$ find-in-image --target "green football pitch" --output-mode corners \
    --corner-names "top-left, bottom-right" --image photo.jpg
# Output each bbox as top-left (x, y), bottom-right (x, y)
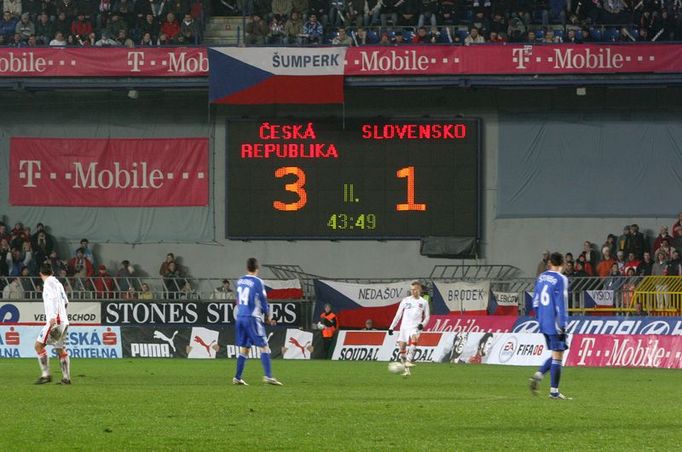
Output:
top-left (1, 359), bottom-right (681, 451)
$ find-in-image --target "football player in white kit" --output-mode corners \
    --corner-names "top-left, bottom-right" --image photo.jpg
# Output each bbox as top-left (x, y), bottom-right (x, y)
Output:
top-left (34, 262), bottom-right (71, 385)
top-left (388, 281), bottom-right (430, 376)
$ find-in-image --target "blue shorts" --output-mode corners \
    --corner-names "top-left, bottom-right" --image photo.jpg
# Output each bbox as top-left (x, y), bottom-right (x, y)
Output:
top-left (543, 333), bottom-right (568, 352)
top-left (236, 316), bottom-right (268, 348)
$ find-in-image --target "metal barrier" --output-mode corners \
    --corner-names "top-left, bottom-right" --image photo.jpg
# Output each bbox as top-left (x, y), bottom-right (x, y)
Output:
top-left (632, 276), bottom-right (682, 316)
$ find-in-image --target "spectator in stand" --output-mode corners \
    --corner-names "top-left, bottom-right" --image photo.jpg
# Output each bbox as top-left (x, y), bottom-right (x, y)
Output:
top-left (211, 279), bottom-right (235, 300)
top-left (506, 12), bottom-right (525, 41)
top-left (140, 31), bottom-right (154, 44)
top-left (581, 241), bottom-right (598, 272)
top-left (615, 250), bottom-right (626, 273)
top-left (621, 267), bottom-right (637, 309)
top-left (0, 10), bottom-right (17, 40)
top-left (139, 282), bottom-right (154, 299)
top-left (393, 31), bottom-right (406, 44)
top-left (363, 319), bottom-right (375, 330)
top-left (564, 28), bottom-right (578, 43)
top-left (351, 26), bottom-right (367, 45)
top-left (301, 13), bottom-right (322, 44)
top-left (19, 265), bottom-right (34, 293)
top-left (95, 29), bottom-right (118, 44)
top-left (283, 10), bottom-right (302, 44)
top-left (602, 234), bottom-right (617, 258)
top-left (163, 261), bottom-right (183, 299)
top-left (9, 223), bottom-right (27, 250)
top-left (71, 12), bottom-right (92, 38)
top-left (15, 12), bottom-right (33, 39)
top-left (672, 212), bottom-right (682, 249)
top-left (652, 250), bottom-right (668, 276)
top-left (245, 13), bottom-right (268, 44)
top-left (596, 246), bottom-right (616, 277)
top-left (380, 0), bottom-right (399, 26)
top-left (107, 12), bottom-right (128, 37)
top-left (271, 0), bottom-right (292, 20)
top-left (8, 31), bottom-right (25, 45)
top-left (603, 263), bottom-right (624, 291)
top-left (267, 15), bottom-right (285, 44)
top-left (332, 26), bottom-right (352, 45)
top-left (115, 260), bottom-right (136, 293)
top-left (180, 12), bottom-right (198, 43)
top-left (97, 0), bottom-right (112, 27)
top-left (525, 30), bottom-right (537, 43)
top-left (573, 261), bottom-right (588, 277)
top-left (418, 0), bottom-right (438, 27)
top-left (575, 253), bottom-right (593, 276)
top-left (562, 261), bottom-right (574, 277)
top-left (139, 13), bottom-right (160, 41)
top-left (68, 247), bottom-right (94, 278)
top-left (160, 11), bottom-right (180, 41)
top-left (378, 31), bottom-right (390, 44)
top-left (116, 0), bottom-right (136, 30)
top-left (658, 238), bottom-right (675, 260)
top-left (53, 10), bottom-right (69, 34)
top-left (653, 226), bottom-right (673, 256)
top-left (536, 250), bottom-right (549, 276)
top-left (93, 264), bottom-right (115, 299)
top-left (327, 0), bottom-right (345, 27)
top-left (6, 245), bottom-right (32, 277)
top-left (580, 29), bottom-right (592, 43)
top-left (179, 280), bottom-right (197, 300)
top-left (629, 224), bottom-right (647, 259)
top-left (668, 250), bottom-right (682, 276)
top-left (617, 225), bottom-right (631, 255)
top-left (638, 251), bottom-right (653, 276)
top-left (544, 29), bottom-right (562, 43)
top-left (168, 0), bottom-right (187, 16)
top-left (412, 25), bottom-right (429, 42)
top-left (471, 9), bottom-right (488, 35)
top-left (80, 31), bottom-right (96, 45)
top-left (564, 252), bottom-right (574, 265)
top-left (464, 26), bottom-right (485, 44)
top-left (56, 0), bottom-right (77, 18)
top-left (397, 0), bottom-right (417, 25)
top-left (488, 31), bottom-right (505, 42)
top-left (74, 238), bottom-right (94, 266)
top-left (3, 277), bottom-right (24, 300)
top-left (34, 12), bottom-right (52, 44)
top-left (4, 0), bottom-right (21, 17)
top-left (623, 252), bottom-right (640, 275)
top-left (364, 0), bottom-right (381, 26)
top-left (31, 224), bottom-right (54, 255)
top-left (159, 252), bottom-right (176, 276)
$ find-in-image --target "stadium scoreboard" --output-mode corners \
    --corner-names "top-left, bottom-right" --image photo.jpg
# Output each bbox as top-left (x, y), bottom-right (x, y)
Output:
top-left (226, 118), bottom-right (481, 239)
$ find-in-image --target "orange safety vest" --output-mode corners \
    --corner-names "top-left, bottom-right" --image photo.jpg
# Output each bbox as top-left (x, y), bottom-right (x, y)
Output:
top-left (320, 312), bottom-right (338, 338)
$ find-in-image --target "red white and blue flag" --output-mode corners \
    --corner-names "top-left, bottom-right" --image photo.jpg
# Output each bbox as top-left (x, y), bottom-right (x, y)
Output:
top-left (208, 47), bottom-right (346, 105)
top-left (263, 279), bottom-right (304, 300)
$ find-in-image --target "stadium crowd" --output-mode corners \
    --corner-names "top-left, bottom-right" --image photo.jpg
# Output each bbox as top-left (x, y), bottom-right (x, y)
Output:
top-left (0, 0), bottom-right (206, 47)
top-left (537, 214), bottom-right (682, 278)
top-left (0, 220), bottom-right (236, 300)
top-left (238, 0), bottom-right (682, 45)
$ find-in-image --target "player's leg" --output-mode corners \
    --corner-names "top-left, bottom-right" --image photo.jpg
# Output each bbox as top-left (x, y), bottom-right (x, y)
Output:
top-left (398, 341), bottom-right (407, 364)
top-left (529, 334), bottom-right (553, 395)
top-left (405, 331), bottom-right (420, 367)
top-left (54, 326), bottom-right (71, 384)
top-left (549, 350), bottom-right (566, 399)
top-left (233, 318), bottom-right (250, 385)
top-left (34, 324), bottom-right (52, 384)
top-left (253, 319), bottom-right (282, 385)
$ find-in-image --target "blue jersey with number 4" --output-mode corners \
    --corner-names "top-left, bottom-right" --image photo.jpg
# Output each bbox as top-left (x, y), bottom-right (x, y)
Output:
top-left (236, 275), bottom-right (269, 319)
top-left (533, 270), bottom-right (568, 335)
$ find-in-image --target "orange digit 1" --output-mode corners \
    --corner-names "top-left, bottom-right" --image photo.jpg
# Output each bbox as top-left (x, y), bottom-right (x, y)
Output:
top-left (273, 166), bottom-right (307, 211)
top-left (396, 166), bottom-right (426, 211)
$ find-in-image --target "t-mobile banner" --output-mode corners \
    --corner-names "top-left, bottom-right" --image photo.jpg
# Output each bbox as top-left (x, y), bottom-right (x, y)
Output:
top-left (313, 280), bottom-right (413, 329)
top-left (425, 315), bottom-right (517, 333)
top-left (431, 281), bottom-right (490, 314)
top-left (9, 137), bottom-right (208, 207)
top-left (0, 301), bottom-right (100, 325)
top-left (0, 325), bottom-right (121, 358)
top-left (566, 334), bottom-right (682, 368)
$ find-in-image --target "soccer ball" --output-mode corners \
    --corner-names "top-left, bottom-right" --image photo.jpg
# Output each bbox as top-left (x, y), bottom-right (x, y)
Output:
top-left (387, 362), bottom-right (405, 374)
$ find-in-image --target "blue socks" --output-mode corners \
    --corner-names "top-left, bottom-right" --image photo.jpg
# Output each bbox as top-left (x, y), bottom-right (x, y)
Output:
top-left (235, 353), bottom-right (247, 379)
top-left (538, 357), bottom-right (552, 375)
top-left (260, 352), bottom-right (272, 378)
top-left (550, 359), bottom-right (562, 392)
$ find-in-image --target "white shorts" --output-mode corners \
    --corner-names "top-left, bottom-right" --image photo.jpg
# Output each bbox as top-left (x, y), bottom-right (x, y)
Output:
top-left (398, 326), bottom-right (420, 344)
top-left (37, 323), bottom-right (69, 348)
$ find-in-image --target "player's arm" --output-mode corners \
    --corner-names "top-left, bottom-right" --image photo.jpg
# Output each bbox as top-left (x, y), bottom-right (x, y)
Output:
top-left (556, 277), bottom-right (569, 336)
top-left (260, 282), bottom-right (275, 325)
top-left (388, 300), bottom-right (405, 334)
top-left (419, 299), bottom-right (430, 330)
top-left (44, 283), bottom-right (59, 325)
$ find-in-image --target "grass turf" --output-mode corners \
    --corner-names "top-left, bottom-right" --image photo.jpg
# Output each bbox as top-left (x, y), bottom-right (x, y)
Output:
top-left (1, 359), bottom-right (681, 451)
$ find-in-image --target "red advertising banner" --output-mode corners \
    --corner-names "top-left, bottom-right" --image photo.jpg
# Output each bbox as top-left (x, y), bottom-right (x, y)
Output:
top-left (9, 137), bottom-right (209, 207)
top-left (565, 334), bottom-right (682, 369)
top-left (425, 315), bottom-right (517, 333)
top-left (0, 47), bottom-right (207, 77)
top-left (345, 44), bottom-right (682, 76)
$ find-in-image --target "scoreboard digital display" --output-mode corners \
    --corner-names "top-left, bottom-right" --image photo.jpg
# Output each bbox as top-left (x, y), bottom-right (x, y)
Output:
top-left (226, 118), bottom-right (481, 239)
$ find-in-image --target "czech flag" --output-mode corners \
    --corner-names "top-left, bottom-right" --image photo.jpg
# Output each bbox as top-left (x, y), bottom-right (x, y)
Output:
top-left (263, 279), bottom-right (304, 300)
top-left (208, 47), bottom-right (347, 105)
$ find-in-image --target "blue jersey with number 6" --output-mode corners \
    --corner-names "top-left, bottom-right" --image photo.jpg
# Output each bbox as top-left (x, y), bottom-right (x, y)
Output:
top-left (533, 271), bottom-right (568, 335)
top-left (235, 275), bottom-right (269, 319)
